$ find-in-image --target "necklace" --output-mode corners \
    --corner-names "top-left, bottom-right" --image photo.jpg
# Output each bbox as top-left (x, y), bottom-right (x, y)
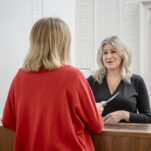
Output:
top-left (107, 77), bottom-right (121, 94)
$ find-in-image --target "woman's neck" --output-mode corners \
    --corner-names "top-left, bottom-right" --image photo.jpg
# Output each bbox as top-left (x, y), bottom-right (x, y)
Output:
top-left (106, 69), bottom-right (121, 94)
top-left (107, 69), bottom-right (121, 79)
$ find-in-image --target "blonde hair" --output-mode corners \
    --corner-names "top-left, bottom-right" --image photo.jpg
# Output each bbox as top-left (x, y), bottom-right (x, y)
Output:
top-left (93, 36), bottom-right (132, 84)
top-left (23, 17), bottom-right (71, 71)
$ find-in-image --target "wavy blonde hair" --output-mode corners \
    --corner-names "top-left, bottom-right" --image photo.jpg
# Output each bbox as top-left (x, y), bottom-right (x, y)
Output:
top-left (93, 36), bottom-right (132, 84)
top-left (23, 17), bottom-right (71, 71)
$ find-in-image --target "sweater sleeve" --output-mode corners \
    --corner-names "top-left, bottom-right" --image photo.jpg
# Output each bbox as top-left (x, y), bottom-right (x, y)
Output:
top-left (2, 80), bottom-right (16, 131)
top-left (130, 75), bottom-right (151, 123)
top-left (69, 72), bottom-right (103, 134)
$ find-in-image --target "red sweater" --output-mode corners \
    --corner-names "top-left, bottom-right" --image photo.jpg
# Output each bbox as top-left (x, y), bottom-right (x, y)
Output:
top-left (2, 65), bottom-right (103, 151)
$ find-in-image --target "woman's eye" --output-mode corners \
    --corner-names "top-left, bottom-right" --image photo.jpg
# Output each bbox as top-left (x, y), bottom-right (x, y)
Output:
top-left (103, 51), bottom-right (108, 55)
top-left (111, 50), bottom-right (116, 53)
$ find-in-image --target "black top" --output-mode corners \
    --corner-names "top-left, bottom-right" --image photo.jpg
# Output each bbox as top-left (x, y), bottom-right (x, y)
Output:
top-left (87, 74), bottom-right (151, 123)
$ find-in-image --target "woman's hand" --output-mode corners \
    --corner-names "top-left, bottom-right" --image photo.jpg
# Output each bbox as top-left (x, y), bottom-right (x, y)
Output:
top-left (96, 103), bottom-right (104, 114)
top-left (103, 110), bottom-right (130, 124)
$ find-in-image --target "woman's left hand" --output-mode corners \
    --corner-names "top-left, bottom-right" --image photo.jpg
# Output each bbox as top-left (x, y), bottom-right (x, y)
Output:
top-left (103, 110), bottom-right (130, 124)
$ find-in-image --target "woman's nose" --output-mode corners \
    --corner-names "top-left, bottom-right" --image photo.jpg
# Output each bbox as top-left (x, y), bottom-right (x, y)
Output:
top-left (107, 53), bottom-right (112, 58)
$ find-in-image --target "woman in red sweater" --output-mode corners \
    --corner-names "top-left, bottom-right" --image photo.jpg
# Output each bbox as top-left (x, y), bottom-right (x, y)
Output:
top-left (2, 17), bottom-right (103, 151)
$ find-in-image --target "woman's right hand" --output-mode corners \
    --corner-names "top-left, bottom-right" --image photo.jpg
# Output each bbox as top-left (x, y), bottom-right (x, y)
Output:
top-left (96, 103), bottom-right (104, 114)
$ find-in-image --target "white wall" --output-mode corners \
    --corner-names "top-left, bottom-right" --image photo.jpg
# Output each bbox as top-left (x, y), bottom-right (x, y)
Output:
top-left (95, 0), bottom-right (120, 68)
top-left (0, 0), bottom-right (76, 116)
top-left (75, 0), bottom-right (95, 69)
top-left (0, 0), bottom-right (32, 116)
top-left (0, 0), bottom-right (151, 116)
top-left (140, 0), bottom-right (151, 102)
top-left (43, 0), bottom-right (76, 64)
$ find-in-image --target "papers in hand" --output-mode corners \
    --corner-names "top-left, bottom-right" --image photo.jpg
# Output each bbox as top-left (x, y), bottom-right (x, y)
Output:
top-left (96, 91), bottom-right (120, 108)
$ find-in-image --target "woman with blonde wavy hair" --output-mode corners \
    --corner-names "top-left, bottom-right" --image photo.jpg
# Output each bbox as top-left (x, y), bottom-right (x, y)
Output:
top-left (2, 17), bottom-right (103, 151)
top-left (88, 35), bottom-right (151, 123)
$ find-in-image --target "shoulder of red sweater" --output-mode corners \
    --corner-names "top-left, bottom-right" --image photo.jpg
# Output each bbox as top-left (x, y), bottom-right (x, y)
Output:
top-left (62, 65), bottom-right (84, 76)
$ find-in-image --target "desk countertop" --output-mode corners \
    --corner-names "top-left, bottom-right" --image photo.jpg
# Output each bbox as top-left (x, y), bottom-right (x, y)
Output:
top-left (1, 122), bottom-right (151, 135)
top-left (97, 123), bottom-right (151, 138)
top-left (103, 123), bottom-right (151, 133)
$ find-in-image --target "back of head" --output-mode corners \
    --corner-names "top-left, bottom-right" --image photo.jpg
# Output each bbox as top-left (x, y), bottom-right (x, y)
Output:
top-left (23, 17), bottom-right (71, 71)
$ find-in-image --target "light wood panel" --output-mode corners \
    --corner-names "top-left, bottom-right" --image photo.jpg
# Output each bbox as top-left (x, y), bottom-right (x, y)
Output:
top-left (92, 123), bottom-right (151, 151)
top-left (0, 126), bottom-right (15, 151)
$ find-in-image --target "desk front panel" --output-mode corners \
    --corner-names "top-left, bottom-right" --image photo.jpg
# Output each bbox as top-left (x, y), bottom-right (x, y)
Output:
top-left (1, 123), bottom-right (151, 151)
top-left (92, 123), bottom-right (151, 151)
